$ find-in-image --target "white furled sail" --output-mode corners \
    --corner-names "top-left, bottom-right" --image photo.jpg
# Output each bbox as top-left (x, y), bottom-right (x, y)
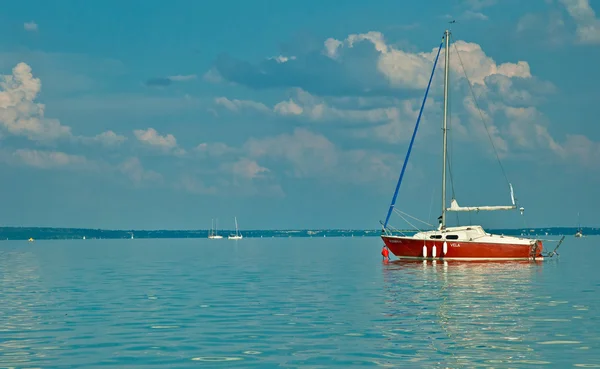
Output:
top-left (447, 184), bottom-right (517, 212)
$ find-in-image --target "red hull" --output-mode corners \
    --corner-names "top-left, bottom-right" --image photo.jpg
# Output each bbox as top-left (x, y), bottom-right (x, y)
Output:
top-left (381, 236), bottom-right (543, 260)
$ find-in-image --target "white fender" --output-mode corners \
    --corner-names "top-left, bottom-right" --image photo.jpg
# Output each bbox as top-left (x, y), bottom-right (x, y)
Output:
top-left (443, 241), bottom-right (448, 255)
top-left (422, 245), bottom-right (427, 258)
top-left (432, 245), bottom-right (437, 258)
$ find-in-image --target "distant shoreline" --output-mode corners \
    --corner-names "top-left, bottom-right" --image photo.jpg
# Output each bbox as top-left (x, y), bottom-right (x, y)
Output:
top-left (0, 226), bottom-right (596, 241)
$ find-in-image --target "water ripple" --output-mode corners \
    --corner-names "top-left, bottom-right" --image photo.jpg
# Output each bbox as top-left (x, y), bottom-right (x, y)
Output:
top-left (1, 238), bottom-right (600, 367)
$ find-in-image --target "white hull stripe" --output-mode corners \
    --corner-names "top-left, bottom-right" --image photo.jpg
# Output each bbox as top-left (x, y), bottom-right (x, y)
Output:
top-left (393, 256), bottom-right (544, 261)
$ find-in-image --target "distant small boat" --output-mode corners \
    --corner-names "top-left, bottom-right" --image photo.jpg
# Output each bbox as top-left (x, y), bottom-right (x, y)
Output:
top-left (575, 212), bottom-right (583, 238)
top-left (228, 217), bottom-right (243, 240)
top-left (208, 218), bottom-right (223, 239)
top-left (28, 237), bottom-right (34, 242)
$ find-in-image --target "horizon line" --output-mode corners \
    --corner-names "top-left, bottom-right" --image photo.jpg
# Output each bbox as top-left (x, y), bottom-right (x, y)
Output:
top-left (0, 225), bottom-right (595, 232)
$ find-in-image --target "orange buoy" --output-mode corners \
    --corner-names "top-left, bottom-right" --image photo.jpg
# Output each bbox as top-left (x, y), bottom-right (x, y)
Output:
top-left (381, 245), bottom-right (389, 261)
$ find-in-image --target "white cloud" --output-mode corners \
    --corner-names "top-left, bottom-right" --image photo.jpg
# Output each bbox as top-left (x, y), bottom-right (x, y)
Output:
top-left (195, 142), bottom-right (237, 157)
top-left (323, 38), bottom-right (343, 59)
top-left (268, 55), bottom-right (297, 63)
top-left (210, 27), bottom-right (561, 160)
top-left (118, 157), bottom-right (162, 185)
top-left (245, 128), bottom-right (338, 179)
top-left (168, 74), bottom-right (197, 81)
top-left (533, 126), bottom-right (600, 168)
top-left (274, 99), bottom-right (303, 116)
top-left (442, 41), bottom-right (531, 84)
top-left (463, 10), bottom-right (489, 21)
top-left (207, 29), bottom-right (595, 172)
top-left (323, 32), bottom-right (531, 90)
top-left (214, 96), bottom-right (270, 113)
top-left (244, 127), bottom-right (398, 184)
top-left (0, 62), bottom-right (72, 141)
top-left (13, 149), bottom-right (87, 169)
top-left (215, 88), bottom-right (432, 143)
top-left (203, 68), bottom-right (224, 83)
top-left (91, 130), bottom-right (127, 146)
top-left (559, 0), bottom-right (600, 44)
top-left (24, 21), bottom-right (38, 32)
top-left (229, 158), bottom-right (270, 179)
top-left (283, 88), bottom-right (405, 125)
top-left (133, 127), bottom-right (178, 151)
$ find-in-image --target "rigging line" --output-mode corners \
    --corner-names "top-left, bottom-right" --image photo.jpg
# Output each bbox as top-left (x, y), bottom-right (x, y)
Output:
top-left (446, 140), bottom-right (460, 226)
top-left (394, 208), bottom-right (434, 227)
top-left (450, 33), bottom-right (511, 188)
top-left (396, 211), bottom-right (423, 233)
top-left (383, 38), bottom-right (444, 229)
top-left (428, 188), bottom-right (435, 225)
top-left (446, 119), bottom-right (460, 225)
top-left (384, 223), bottom-right (408, 237)
top-left (445, 35), bottom-right (459, 226)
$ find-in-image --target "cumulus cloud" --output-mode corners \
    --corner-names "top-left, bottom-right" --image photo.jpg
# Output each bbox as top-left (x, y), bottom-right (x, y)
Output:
top-left (244, 127), bottom-right (398, 183)
top-left (229, 158), bottom-right (270, 179)
top-left (24, 21), bottom-right (38, 32)
top-left (133, 127), bottom-right (180, 153)
top-left (502, 107), bottom-right (600, 167)
top-left (13, 149), bottom-right (88, 169)
top-left (203, 68), bottom-right (224, 83)
top-left (208, 30), bottom-right (583, 166)
top-left (75, 130), bottom-right (128, 147)
top-left (217, 87), bottom-right (409, 125)
top-left (209, 30), bottom-right (534, 99)
top-left (195, 142), bottom-right (237, 157)
top-left (213, 88), bottom-right (437, 143)
top-left (92, 130), bottom-right (127, 146)
top-left (0, 62), bottom-right (72, 141)
top-left (462, 10), bottom-right (489, 21)
top-left (274, 99), bottom-right (304, 116)
top-left (118, 157), bottom-right (162, 185)
top-left (209, 47), bottom-right (378, 96)
top-left (168, 74), bottom-right (197, 81)
top-left (559, 0), bottom-right (600, 44)
top-left (268, 55), bottom-right (297, 63)
top-left (245, 128), bottom-right (338, 179)
top-left (214, 96), bottom-right (270, 113)
top-left (558, 134), bottom-right (600, 166)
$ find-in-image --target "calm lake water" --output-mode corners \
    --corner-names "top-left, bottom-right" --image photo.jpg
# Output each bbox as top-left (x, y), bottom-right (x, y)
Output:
top-left (0, 236), bottom-right (599, 368)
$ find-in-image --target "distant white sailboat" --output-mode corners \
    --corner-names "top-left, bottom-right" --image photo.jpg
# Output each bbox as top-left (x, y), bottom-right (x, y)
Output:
top-left (208, 218), bottom-right (223, 239)
top-left (575, 212), bottom-right (583, 238)
top-left (228, 217), bottom-right (243, 240)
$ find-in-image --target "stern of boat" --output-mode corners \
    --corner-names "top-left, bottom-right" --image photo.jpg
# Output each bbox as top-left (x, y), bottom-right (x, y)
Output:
top-left (531, 239), bottom-right (544, 259)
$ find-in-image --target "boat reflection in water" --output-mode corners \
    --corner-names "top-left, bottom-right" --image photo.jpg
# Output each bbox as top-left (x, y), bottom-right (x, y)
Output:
top-left (379, 260), bottom-right (552, 367)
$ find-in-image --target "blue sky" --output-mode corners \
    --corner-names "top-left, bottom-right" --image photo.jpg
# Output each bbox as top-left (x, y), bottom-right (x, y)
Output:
top-left (0, 0), bottom-right (598, 230)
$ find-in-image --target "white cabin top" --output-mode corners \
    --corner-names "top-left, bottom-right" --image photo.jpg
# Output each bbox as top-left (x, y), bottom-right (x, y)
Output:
top-left (411, 225), bottom-right (534, 245)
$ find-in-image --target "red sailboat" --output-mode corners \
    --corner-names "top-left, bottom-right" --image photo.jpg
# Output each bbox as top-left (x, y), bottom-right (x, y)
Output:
top-left (380, 29), bottom-right (563, 261)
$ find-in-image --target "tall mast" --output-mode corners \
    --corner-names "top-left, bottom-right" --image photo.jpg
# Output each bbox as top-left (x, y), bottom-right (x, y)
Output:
top-left (441, 29), bottom-right (450, 230)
